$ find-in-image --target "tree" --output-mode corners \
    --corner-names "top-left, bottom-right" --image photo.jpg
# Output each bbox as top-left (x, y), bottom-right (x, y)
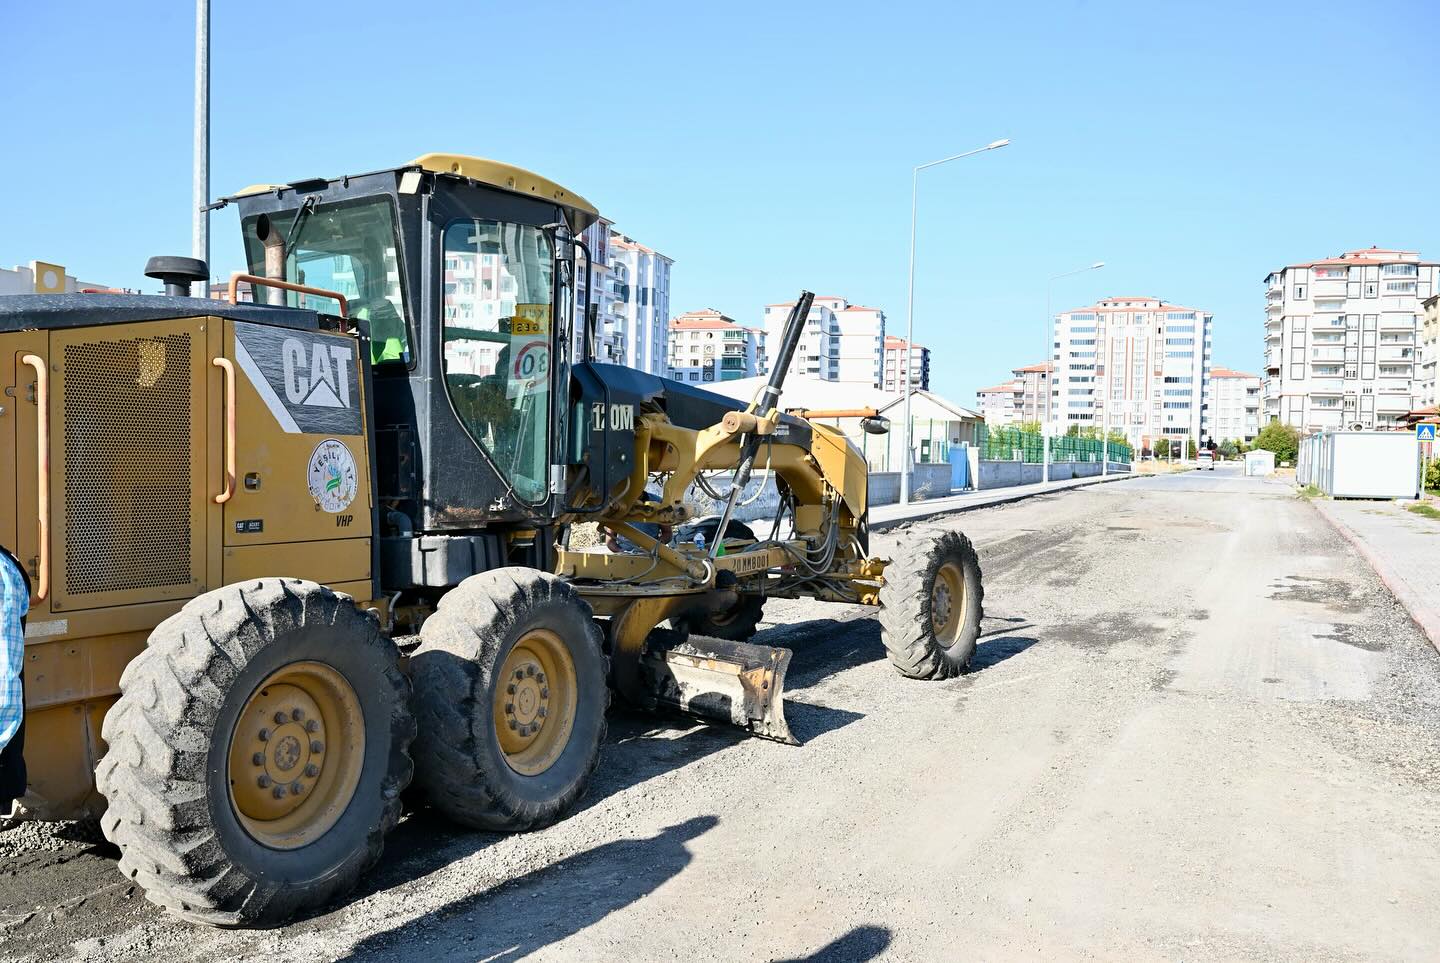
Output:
top-left (1253, 418), bottom-right (1300, 465)
top-left (1016, 420), bottom-right (1042, 434)
top-left (1187, 438), bottom-right (1199, 459)
top-left (1218, 439), bottom-right (1240, 460)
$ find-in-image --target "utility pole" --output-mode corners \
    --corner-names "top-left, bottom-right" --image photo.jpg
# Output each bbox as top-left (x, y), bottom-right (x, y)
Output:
top-left (900, 138), bottom-right (1010, 504)
top-left (192, 0), bottom-right (210, 297)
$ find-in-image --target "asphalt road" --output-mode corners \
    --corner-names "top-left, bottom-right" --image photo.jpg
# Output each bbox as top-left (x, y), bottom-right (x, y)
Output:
top-left (5, 468), bottom-right (1439, 961)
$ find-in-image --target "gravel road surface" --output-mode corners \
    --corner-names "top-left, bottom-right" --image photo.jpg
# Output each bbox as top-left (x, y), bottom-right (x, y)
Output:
top-left (4, 467), bottom-right (1439, 961)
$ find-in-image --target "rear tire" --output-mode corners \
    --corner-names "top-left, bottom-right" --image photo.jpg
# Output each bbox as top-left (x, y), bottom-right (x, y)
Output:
top-left (878, 530), bottom-right (984, 679)
top-left (96, 579), bottom-right (414, 927)
top-left (409, 569), bottom-right (608, 832)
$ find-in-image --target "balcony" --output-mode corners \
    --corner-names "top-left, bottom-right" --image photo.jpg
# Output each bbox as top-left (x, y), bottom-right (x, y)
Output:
top-left (1380, 315), bottom-right (1419, 330)
top-left (1309, 379), bottom-right (1344, 394)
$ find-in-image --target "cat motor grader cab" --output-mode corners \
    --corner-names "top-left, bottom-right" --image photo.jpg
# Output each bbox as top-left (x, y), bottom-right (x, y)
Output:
top-left (0, 153), bottom-right (984, 927)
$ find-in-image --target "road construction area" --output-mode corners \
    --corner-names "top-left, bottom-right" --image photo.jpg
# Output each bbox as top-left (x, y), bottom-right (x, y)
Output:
top-left (5, 467), bottom-right (1440, 962)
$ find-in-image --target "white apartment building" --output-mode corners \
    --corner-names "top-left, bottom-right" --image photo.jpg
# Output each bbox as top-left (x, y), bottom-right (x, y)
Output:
top-left (1419, 293), bottom-right (1438, 409)
top-left (1053, 297), bottom-right (1214, 449)
top-left (1013, 362), bottom-right (1053, 423)
top-left (975, 377), bottom-right (1023, 426)
top-left (607, 234), bottom-right (672, 376)
top-left (1, 260), bottom-right (114, 295)
top-left (1263, 248), bottom-right (1439, 431)
top-left (573, 216), bottom-right (617, 361)
top-left (762, 295), bottom-right (885, 385)
top-left (667, 309), bottom-right (764, 384)
top-left (1209, 367), bottom-right (1262, 443)
top-left (881, 336), bottom-right (931, 392)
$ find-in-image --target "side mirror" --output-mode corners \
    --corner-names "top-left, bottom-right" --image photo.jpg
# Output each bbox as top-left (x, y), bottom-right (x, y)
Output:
top-left (860, 416), bottom-right (890, 435)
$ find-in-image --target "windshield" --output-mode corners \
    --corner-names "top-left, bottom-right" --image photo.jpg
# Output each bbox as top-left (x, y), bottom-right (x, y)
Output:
top-left (441, 219), bottom-right (555, 504)
top-left (242, 197), bottom-right (411, 365)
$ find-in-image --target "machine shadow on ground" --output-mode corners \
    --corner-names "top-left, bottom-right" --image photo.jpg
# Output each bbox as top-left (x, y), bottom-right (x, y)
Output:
top-left (340, 815), bottom-right (719, 962)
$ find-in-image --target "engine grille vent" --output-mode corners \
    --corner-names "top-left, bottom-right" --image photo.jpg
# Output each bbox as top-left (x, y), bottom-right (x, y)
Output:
top-left (63, 333), bottom-right (194, 597)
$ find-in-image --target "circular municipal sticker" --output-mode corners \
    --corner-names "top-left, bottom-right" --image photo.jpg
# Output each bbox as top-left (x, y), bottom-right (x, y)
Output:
top-left (307, 439), bottom-right (358, 513)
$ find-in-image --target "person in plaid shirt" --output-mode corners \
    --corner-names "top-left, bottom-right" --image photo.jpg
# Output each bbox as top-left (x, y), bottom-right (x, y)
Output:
top-left (0, 545), bottom-right (28, 815)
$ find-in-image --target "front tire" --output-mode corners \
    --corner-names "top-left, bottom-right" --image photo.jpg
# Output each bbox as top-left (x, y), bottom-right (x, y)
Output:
top-left (409, 569), bottom-right (608, 832)
top-left (96, 580), bottom-right (415, 927)
top-left (878, 530), bottom-right (985, 679)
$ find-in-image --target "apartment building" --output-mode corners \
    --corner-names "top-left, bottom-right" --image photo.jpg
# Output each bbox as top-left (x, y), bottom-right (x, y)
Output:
top-left (1053, 297), bottom-right (1213, 449)
top-left (976, 377), bottom-right (1024, 426)
top-left (1209, 367), bottom-right (1262, 443)
top-left (1263, 248), bottom-right (1439, 431)
top-left (607, 234), bottom-right (673, 376)
top-left (1013, 362), bottom-right (1053, 423)
top-left (762, 295), bottom-right (885, 385)
top-left (881, 336), bottom-right (931, 392)
top-left (1420, 294), bottom-right (1439, 408)
top-left (667, 309), bottom-right (764, 383)
top-left (1, 260), bottom-right (113, 295)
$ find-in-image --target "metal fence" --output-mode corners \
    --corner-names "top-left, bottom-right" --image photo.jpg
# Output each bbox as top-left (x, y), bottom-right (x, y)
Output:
top-left (977, 425), bottom-right (1132, 464)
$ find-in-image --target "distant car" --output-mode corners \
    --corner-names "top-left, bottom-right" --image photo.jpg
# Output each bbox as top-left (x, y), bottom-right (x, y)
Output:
top-left (1197, 451), bottom-right (1216, 470)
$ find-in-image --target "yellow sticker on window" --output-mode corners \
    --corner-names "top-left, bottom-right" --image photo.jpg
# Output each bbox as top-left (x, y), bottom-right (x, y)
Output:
top-left (512, 303), bottom-right (551, 337)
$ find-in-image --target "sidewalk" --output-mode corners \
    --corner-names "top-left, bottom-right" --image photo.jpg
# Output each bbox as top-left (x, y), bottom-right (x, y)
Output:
top-left (867, 470), bottom-right (1134, 531)
top-left (1313, 497), bottom-right (1440, 652)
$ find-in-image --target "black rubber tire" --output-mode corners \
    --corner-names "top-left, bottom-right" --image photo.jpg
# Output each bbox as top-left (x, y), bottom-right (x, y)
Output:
top-left (96, 579), bottom-right (415, 927)
top-left (677, 518), bottom-right (765, 640)
top-left (878, 530), bottom-right (985, 679)
top-left (409, 568), bottom-right (608, 832)
top-left (680, 593), bottom-right (766, 641)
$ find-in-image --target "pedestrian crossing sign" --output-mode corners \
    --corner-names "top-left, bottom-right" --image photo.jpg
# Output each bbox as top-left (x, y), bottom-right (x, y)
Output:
top-left (1417, 423), bottom-right (1437, 442)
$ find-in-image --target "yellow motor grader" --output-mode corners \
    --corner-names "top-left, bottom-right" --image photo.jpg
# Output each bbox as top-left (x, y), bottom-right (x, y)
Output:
top-left (0, 153), bottom-right (983, 926)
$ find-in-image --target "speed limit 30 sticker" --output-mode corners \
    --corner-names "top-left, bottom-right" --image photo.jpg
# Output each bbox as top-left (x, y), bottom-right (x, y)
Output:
top-left (308, 439), bottom-right (359, 513)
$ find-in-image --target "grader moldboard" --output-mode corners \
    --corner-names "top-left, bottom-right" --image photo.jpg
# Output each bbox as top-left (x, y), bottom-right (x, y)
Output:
top-left (0, 154), bottom-right (984, 927)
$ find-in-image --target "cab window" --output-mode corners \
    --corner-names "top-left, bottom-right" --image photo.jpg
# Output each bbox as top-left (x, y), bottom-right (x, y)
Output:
top-left (242, 197), bottom-right (412, 366)
top-left (441, 219), bottom-right (554, 503)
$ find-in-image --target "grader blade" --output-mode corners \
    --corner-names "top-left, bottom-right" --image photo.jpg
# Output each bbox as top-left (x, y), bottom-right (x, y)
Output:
top-left (642, 636), bottom-right (798, 745)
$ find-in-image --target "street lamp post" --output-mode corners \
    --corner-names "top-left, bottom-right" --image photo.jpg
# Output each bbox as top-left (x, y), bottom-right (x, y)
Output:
top-left (900, 138), bottom-right (1010, 505)
top-left (1043, 262), bottom-right (1105, 483)
top-left (192, 0), bottom-right (210, 296)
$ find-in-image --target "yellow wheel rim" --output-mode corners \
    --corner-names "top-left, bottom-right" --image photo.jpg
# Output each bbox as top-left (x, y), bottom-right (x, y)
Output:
top-left (494, 629), bottom-right (578, 776)
top-left (227, 661), bottom-right (365, 850)
top-left (931, 561), bottom-right (967, 644)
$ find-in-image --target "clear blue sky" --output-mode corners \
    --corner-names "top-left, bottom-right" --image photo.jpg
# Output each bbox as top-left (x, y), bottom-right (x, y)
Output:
top-left (4, 0), bottom-right (1437, 403)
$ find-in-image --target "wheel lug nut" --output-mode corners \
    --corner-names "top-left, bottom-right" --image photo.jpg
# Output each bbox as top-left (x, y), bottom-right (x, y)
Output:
top-left (274, 711), bottom-right (288, 725)
top-left (305, 719), bottom-right (319, 733)
top-left (514, 669), bottom-right (524, 680)
top-left (272, 786), bottom-right (286, 799)
top-left (291, 708), bottom-right (304, 722)
top-left (526, 665), bottom-right (536, 678)
top-left (252, 752), bottom-right (265, 766)
top-left (257, 775), bottom-right (271, 788)
top-left (505, 703), bottom-right (514, 715)
top-left (507, 683), bottom-right (517, 695)
top-left (508, 719), bottom-right (518, 730)
top-left (258, 728), bottom-right (271, 742)
top-left (536, 672), bottom-right (546, 684)
top-left (290, 782), bottom-right (304, 796)
top-left (540, 688), bottom-right (549, 699)
top-left (310, 740), bottom-right (324, 753)
top-left (537, 707), bottom-right (547, 718)
top-left (304, 764), bottom-right (320, 777)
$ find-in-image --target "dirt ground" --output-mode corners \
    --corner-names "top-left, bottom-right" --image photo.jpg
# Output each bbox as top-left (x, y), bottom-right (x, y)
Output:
top-left (4, 468), bottom-right (1439, 961)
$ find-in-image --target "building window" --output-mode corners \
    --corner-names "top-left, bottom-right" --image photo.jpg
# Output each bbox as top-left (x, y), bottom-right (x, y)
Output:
top-left (1294, 285), bottom-right (1307, 299)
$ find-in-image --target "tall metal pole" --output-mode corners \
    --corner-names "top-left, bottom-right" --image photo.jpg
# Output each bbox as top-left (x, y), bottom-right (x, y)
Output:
top-left (899, 138), bottom-right (1010, 505)
top-left (900, 167), bottom-right (919, 503)
top-left (192, 0), bottom-right (210, 297)
top-left (1043, 283), bottom-right (1052, 484)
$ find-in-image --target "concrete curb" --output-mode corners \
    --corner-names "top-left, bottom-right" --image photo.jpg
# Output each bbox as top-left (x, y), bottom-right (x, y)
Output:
top-left (1309, 497), bottom-right (1440, 654)
top-left (868, 472), bottom-right (1137, 533)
